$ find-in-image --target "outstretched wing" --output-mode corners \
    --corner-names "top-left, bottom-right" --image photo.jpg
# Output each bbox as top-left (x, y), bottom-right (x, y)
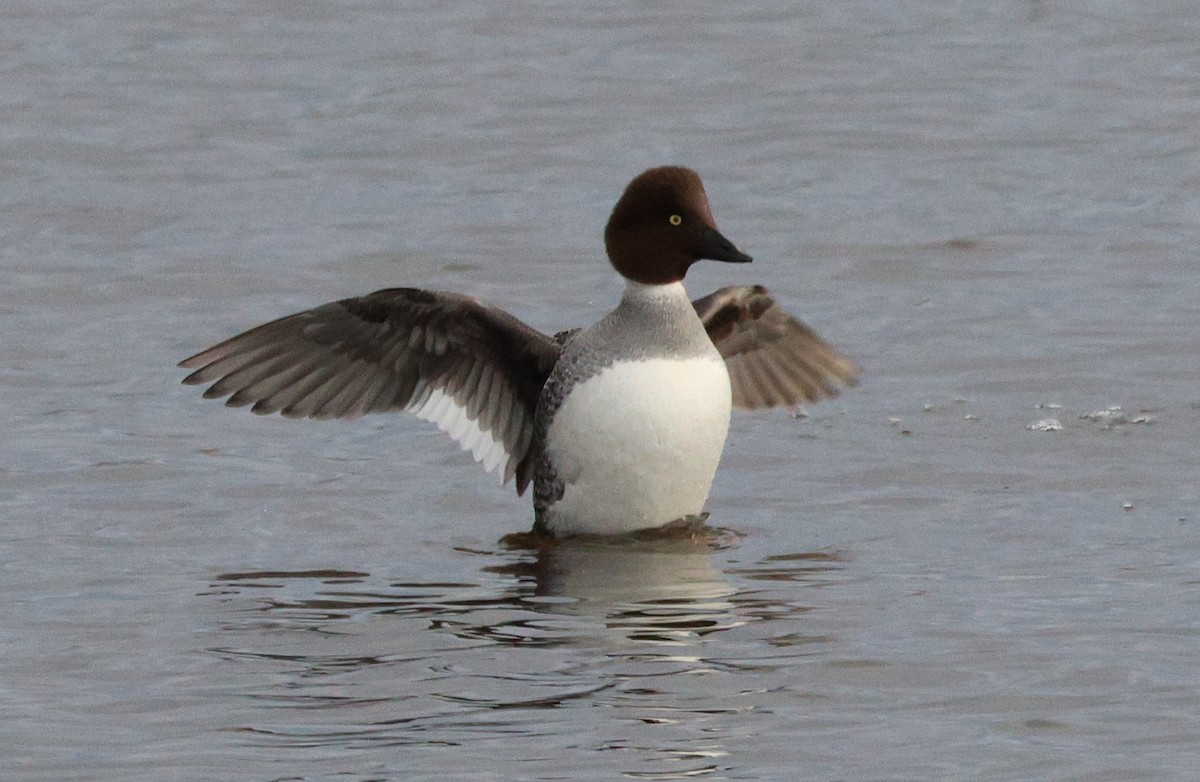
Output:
top-left (694, 285), bottom-right (859, 410)
top-left (179, 288), bottom-right (561, 493)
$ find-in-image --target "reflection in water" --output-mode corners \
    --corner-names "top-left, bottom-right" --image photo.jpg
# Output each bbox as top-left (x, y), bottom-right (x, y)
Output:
top-left (204, 531), bottom-right (753, 646)
top-left (496, 531), bottom-right (741, 644)
top-left (200, 534), bottom-right (844, 774)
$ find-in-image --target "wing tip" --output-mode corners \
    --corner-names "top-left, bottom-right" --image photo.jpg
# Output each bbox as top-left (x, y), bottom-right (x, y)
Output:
top-left (178, 351), bottom-right (208, 371)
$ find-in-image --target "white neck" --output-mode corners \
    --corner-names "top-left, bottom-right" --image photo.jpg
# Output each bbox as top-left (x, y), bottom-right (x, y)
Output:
top-left (621, 279), bottom-right (688, 304)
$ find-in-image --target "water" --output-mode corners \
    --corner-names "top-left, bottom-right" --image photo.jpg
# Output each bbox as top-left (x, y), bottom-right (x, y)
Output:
top-left (3, 2), bottom-right (1199, 779)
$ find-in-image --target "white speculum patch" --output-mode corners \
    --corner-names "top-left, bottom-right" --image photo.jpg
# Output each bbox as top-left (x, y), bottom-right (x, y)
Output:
top-left (544, 355), bottom-right (732, 535)
top-left (409, 386), bottom-right (513, 482)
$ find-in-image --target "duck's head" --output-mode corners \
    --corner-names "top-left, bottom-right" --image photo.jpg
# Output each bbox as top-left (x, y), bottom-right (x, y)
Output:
top-left (604, 166), bottom-right (752, 285)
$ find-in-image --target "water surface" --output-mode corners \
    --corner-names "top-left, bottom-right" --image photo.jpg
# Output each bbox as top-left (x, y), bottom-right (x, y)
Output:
top-left (2, 2), bottom-right (1198, 780)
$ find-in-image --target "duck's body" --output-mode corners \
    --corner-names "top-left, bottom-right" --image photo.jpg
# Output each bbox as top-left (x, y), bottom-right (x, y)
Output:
top-left (180, 167), bottom-right (858, 537)
top-left (533, 280), bottom-right (731, 536)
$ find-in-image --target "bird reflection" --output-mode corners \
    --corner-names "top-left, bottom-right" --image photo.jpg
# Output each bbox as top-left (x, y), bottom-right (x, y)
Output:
top-left (493, 523), bottom-right (741, 643)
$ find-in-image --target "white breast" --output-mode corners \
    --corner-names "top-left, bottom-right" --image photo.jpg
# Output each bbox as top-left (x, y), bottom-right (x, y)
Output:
top-left (542, 355), bottom-right (732, 535)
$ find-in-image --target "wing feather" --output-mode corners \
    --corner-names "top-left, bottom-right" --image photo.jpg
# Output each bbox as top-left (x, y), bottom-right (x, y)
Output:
top-left (695, 285), bottom-right (859, 410)
top-left (180, 288), bottom-right (560, 493)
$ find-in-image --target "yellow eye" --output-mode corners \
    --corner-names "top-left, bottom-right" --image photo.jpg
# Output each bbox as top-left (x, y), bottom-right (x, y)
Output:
top-left (668, 214), bottom-right (682, 226)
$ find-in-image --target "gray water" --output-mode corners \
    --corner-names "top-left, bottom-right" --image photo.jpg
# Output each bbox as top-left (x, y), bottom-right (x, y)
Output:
top-left (3, 2), bottom-right (1199, 780)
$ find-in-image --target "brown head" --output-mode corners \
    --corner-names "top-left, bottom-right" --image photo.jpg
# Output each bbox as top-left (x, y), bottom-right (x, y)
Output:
top-left (603, 166), bottom-right (752, 285)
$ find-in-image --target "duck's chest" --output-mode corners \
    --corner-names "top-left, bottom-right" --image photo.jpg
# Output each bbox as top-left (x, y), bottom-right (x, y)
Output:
top-left (547, 355), bottom-right (731, 452)
top-left (537, 354), bottom-right (732, 534)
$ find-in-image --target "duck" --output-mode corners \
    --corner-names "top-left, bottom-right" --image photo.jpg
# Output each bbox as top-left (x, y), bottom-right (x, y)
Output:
top-left (179, 166), bottom-right (858, 536)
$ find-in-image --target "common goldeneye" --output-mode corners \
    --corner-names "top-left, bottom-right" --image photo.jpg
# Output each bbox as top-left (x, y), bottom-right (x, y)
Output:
top-left (180, 166), bottom-right (858, 536)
